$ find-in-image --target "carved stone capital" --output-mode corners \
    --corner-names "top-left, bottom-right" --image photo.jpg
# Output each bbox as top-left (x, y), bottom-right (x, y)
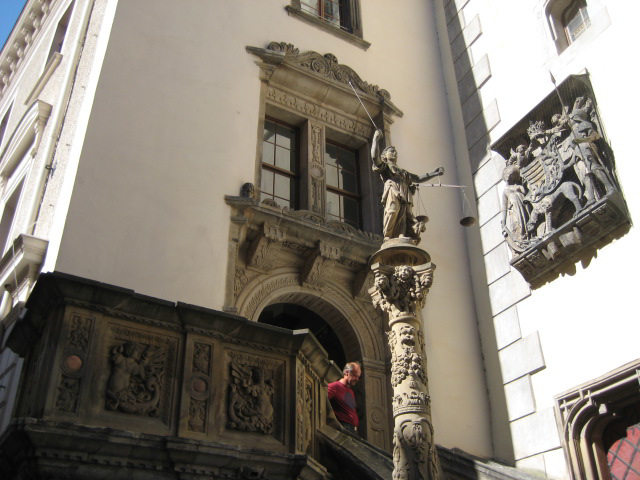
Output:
top-left (369, 262), bottom-right (434, 321)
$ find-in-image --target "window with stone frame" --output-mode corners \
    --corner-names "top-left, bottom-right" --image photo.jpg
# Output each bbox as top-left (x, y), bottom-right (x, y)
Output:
top-left (261, 118), bottom-right (299, 209)
top-left (325, 141), bottom-right (361, 228)
top-left (285, 1), bottom-right (369, 49)
top-left (545, 0), bottom-right (591, 53)
top-left (246, 42), bottom-right (402, 235)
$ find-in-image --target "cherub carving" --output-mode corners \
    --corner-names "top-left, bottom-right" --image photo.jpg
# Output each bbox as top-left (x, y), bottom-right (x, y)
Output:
top-left (228, 363), bottom-right (275, 434)
top-left (106, 341), bottom-right (165, 416)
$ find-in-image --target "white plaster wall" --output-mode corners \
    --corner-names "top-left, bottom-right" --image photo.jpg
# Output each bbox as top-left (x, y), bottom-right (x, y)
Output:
top-left (50, 0), bottom-right (493, 458)
top-left (447, 0), bottom-right (640, 476)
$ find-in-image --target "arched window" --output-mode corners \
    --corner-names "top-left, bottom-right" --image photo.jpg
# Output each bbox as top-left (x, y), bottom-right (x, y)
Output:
top-left (562, 0), bottom-right (591, 45)
top-left (545, 0), bottom-right (592, 53)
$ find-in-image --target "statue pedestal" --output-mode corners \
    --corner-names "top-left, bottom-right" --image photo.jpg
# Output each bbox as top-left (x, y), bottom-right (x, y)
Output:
top-left (369, 239), bottom-right (441, 480)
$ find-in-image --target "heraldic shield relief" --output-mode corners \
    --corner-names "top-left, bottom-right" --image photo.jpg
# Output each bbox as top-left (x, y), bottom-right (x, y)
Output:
top-left (492, 75), bottom-right (630, 287)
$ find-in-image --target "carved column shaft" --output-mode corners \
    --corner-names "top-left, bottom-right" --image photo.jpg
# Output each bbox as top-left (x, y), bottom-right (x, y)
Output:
top-left (369, 245), bottom-right (440, 480)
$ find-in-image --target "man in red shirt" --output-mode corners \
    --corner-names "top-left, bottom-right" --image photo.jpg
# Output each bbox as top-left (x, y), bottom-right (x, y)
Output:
top-left (328, 362), bottom-right (361, 434)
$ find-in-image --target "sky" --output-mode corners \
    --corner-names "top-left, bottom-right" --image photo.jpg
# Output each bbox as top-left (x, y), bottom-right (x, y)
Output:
top-left (0, 0), bottom-right (28, 50)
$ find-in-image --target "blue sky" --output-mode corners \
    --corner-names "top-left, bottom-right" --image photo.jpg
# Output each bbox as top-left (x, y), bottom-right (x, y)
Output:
top-left (1, 0), bottom-right (28, 50)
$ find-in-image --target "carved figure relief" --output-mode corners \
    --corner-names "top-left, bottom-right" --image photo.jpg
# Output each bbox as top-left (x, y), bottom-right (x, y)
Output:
top-left (106, 341), bottom-right (165, 417)
top-left (370, 265), bottom-right (434, 320)
top-left (501, 95), bottom-right (617, 253)
top-left (227, 360), bottom-right (275, 434)
top-left (393, 416), bottom-right (439, 480)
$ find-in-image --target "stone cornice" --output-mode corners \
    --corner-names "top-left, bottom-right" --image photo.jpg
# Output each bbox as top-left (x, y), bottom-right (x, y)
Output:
top-left (225, 195), bottom-right (382, 255)
top-left (0, 0), bottom-right (54, 99)
top-left (0, 99), bottom-right (52, 175)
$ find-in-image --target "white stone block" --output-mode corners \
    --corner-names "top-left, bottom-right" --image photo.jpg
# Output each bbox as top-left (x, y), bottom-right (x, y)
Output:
top-left (499, 332), bottom-right (544, 384)
top-left (484, 242), bottom-right (510, 285)
top-left (493, 306), bottom-right (521, 349)
top-left (477, 187), bottom-right (500, 227)
top-left (515, 453), bottom-right (546, 477)
top-left (511, 408), bottom-right (561, 460)
top-left (488, 270), bottom-right (530, 317)
top-left (479, 215), bottom-right (505, 255)
top-left (504, 375), bottom-right (535, 421)
top-left (544, 448), bottom-right (569, 480)
top-left (473, 156), bottom-right (501, 197)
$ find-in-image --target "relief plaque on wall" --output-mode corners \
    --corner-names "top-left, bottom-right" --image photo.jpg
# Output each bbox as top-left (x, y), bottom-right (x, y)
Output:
top-left (491, 74), bottom-right (631, 287)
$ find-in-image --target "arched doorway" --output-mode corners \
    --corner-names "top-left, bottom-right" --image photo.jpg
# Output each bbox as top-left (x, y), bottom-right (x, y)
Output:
top-left (258, 303), bottom-right (347, 369)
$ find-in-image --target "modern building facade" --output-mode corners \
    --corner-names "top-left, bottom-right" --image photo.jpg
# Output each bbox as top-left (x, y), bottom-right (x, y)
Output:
top-left (0, 1), bottom-right (637, 479)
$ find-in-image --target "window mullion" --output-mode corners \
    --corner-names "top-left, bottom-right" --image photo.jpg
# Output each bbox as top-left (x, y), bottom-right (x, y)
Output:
top-left (301, 121), bottom-right (326, 216)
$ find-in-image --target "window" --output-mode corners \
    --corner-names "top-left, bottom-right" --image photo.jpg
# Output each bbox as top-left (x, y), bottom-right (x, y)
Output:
top-left (46, 2), bottom-right (73, 64)
top-left (562, 0), bottom-right (590, 44)
top-left (300, 0), bottom-right (350, 32)
top-left (325, 142), bottom-right (361, 228)
top-left (286, 1), bottom-right (368, 48)
top-left (545, 0), bottom-right (592, 53)
top-left (261, 118), bottom-right (298, 209)
top-left (0, 104), bottom-right (11, 150)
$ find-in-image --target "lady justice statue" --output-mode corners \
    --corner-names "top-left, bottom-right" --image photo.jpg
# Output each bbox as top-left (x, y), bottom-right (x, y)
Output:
top-left (371, 129), bottom-right (444, 243)
top-left (369, 129), bottom-right (445, 480)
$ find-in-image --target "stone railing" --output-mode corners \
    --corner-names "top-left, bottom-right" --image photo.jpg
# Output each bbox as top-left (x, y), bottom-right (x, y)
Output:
top-left (2, 272), bottom-right (343, 479)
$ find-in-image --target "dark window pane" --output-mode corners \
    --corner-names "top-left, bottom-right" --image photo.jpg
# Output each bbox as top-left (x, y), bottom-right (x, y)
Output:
top-left (338, 150), bottom-right (356, 173)
top-left (276, 125), bottom-right (294, 149)
top-left (263, 120), bottom-right (276, 143)
top-left (262, 141), bottom-right (275, 165)
top-left (341, 171), bottom-right (357, 193)
top-left (325, 144), bottom-right (338, 167)
top-left (343, 196), bottom-right (360, 226)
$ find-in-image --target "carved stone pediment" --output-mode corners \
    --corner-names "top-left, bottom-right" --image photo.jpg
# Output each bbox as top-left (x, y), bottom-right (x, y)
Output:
top-left (491, 74), bottom-right (631, 288)
top-left (246, 41), bottom-right (403, 120)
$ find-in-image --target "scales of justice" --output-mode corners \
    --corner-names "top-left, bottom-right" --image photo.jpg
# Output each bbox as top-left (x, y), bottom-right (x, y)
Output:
top-left (351, 81), bottom-right (476, 480)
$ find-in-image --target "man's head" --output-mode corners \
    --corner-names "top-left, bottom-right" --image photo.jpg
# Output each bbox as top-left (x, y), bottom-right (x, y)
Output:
top-left (341, 361), bottom-right (361, 388)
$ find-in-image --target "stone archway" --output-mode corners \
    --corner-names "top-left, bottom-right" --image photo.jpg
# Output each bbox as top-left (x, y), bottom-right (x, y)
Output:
top-left (259, 303), bottom-right (347, 369)
top-left (232, 268), bottom-right (392, 450)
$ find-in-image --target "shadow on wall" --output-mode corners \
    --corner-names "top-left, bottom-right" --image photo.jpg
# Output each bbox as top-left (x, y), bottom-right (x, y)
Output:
top-left (442, 0), bottom-right (515, 464)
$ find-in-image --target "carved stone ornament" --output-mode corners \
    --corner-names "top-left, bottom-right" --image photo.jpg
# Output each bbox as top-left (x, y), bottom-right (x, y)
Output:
top-left (105, 341), bottom-right (166, 417)
top-left (369, 239), bottom-right (441, 480)
top-left (492, 75), bottom-right (631, 287)
top-left (227, 359), bottom-right (276, 434)
top-left (265, 41), bottom-right (391, 101)
top-left (369, 264), bottom-right (434, 322)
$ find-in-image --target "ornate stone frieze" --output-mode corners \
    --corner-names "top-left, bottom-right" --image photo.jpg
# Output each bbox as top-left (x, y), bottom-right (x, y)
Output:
top-left (265, 85), bottom-right (373, 139)
top-left (188, 342), bottom-right (212, 433)
top-left (266, 41), bottom-right (391, 102)
top-left (55, 314), bottom-right (94, 414)
top-left (492, 75), bottom-right (631, 287)
top-left (106, 341), bottom-right (166, 417)
top-left (0, 0), bottom-right (51, 96)
top-left (226, 352), bottom-right (284, 437)
top-left (105, 324), bottom-right (178, 423)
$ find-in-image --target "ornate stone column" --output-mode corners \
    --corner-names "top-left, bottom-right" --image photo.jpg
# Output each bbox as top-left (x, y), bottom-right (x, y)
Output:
top-left (369, 239), bottom-right (440, 480)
